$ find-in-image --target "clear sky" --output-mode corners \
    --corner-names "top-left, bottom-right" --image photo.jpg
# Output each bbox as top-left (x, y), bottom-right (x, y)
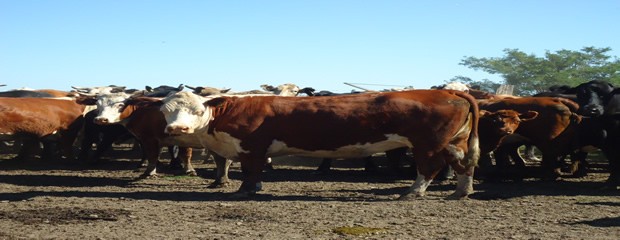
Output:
top-left (1, 0), bottom-right (619, 93)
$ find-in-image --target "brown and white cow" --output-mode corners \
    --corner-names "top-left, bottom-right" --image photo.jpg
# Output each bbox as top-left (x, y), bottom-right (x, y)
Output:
top-left (86, 92), bottom-right (198, 177)
top-left (160, 90), bottom-right (481, 200)
top-left (0, 97), bottom-right (85, 161)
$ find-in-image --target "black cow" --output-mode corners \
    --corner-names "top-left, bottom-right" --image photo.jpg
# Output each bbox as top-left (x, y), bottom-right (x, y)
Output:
top-left (572, 80), bottom-right (620, 187)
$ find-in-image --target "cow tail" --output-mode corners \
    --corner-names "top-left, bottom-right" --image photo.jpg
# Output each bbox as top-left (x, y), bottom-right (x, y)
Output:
top-left (555, 97), bottom-right (580, 113)
top-left (454, 91), bottom-right (481, 168)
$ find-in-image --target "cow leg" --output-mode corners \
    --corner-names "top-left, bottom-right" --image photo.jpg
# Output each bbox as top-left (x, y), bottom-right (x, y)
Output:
top-left (443, 144), bottom-right (475, 200)
top-left (177, 147), bottom-right (196, 176)
top-left (167, 146), bottom-right (183, 170)
top-left (209, 153), bottom-right (232, 188)
top-left (14, 138), bottom-right (40, 161)
top-left (139, 141), bottom-right (161, 178)
top-left (314, 158), bottom-right (333, 174)
top-left (363, 156), bottom-right (378, 172)
top-left (603, 147), bottom-right (620, 188)
top-left (89, 132), bottom-right (119, 163)
top-left (398, 151), bottom-right (444, 200)
top-left (539, 153), bottom-right (562, 180)
top-left (77, 129), bottom-right (99, 163)
top-left (522, 144), bottom-right (540, 161)
top-left (134, 142), bottom-right (148, 168)
top-left (41, 140), bottom-right (60, 161)
top-left (59, 118), bottom-right (84, 162)
top-left (385, 148), bottom-right (403, 170)
top-left (233, 156), bottom-right (265, 198)
top-left (568, 151), bottom-right (589, 177)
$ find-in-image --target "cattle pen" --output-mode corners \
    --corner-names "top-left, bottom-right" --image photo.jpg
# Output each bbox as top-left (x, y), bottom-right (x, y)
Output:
top-left (0, 146), bottom-right (619, 239)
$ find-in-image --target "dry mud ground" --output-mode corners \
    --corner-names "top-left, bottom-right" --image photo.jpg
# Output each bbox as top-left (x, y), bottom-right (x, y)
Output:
top-left (0, 148), bottom-right (619, 240)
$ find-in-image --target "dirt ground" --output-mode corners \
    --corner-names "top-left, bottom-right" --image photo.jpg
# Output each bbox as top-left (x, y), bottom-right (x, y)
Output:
top-left (0, 147), bottom-right (619, 240)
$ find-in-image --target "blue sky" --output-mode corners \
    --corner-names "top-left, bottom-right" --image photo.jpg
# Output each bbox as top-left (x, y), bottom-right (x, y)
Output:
top-left (1, 0), bottom-right (619, 93)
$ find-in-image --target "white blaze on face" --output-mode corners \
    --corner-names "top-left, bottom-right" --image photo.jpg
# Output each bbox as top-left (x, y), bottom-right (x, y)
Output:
top-left (161, 92), bottom-right (212, 134)
top-left (95, 93), bottom-right (130, 124)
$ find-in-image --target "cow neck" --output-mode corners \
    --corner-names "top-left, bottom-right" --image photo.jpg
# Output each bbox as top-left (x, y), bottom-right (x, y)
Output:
top-left (207, 98), bottom-right (232, 134)
top-left (119, 104), bottom-right (138, 124)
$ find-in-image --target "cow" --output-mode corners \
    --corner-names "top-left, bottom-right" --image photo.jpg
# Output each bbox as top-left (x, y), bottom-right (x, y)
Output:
top-left (86, 92), bottom-right (198, 177)
top-left (0, 97), bottom-right (85, 161)
top-left (478, 97), bottom-right (581, 180)
top-left (571, 80), bottom-right (620, 188)
top-left (185, 83), bottom-right (304, 170)
top-left (75, 85), bottom-right (188, 166)
top-left (476, 109), bottom-right (538, 177)
top-left (159, 90), bottom-right (481, 200)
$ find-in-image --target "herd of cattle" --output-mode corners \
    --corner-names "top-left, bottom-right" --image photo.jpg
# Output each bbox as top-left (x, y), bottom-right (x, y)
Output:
top-left (0, 80), bottom-right (619, 200)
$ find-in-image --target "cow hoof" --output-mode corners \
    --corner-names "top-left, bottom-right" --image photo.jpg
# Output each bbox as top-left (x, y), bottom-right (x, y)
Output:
top-left (445, 193), bottom-right (470, 200)
top-left (207, 181), bottom-right (230, 189)
top-left (397, 192), bottom-right (425, 200)
top-left (138, 174), bottom-right (159, 179)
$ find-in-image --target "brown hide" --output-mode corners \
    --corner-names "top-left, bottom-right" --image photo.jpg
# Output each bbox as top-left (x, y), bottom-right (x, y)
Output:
top-left (0, 97), bottom-right (85, 160)
top-left (205, 90), bottom-right (479, 179)
top-left (114, 98), bottom-right (196, 176)
top-left (478, 97), bottom-right (580, 171)
top-left (478, 109), bottom-right (538, 154)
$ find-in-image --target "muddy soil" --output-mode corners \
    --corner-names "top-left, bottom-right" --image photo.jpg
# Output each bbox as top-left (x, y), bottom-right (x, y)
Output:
top-left (0, 147), bottom-right (619, 239)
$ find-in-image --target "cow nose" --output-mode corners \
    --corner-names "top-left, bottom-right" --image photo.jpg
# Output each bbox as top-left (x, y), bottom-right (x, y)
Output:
top-left (166, 125), bottom-right (190, 134)
top-left (94, 117), bottom-right (109, 125)
top-left (582, 105), bottom-right (603, 116)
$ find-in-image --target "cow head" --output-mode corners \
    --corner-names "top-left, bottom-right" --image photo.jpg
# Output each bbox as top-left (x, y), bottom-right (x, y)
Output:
top-left (185, 85), bottom-right (232, 96)
top-left (260, 83), bottom-right (301, 96)
top-left (574, 80), bottom-right (615, 116)
top-left (480, 109), bottom-right (538, 136)
top-left (71, 85), bottom-right (126, 95)
top-left (93, 92), bottom-right (132, 125)
top-left (160, 92), bottom-right (212, 135)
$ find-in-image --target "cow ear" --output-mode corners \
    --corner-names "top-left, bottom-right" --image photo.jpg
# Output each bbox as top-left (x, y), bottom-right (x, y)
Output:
top-left (261, 84), bottom-right (276, 91)
top-left (479, 110), bottom-right (490, 117)
top-left (519, 111), bottom-right (539, 121)
top-left (75, 95), bottom-right (97, 105)
top-left (205, 97), bottom-right (228, 108)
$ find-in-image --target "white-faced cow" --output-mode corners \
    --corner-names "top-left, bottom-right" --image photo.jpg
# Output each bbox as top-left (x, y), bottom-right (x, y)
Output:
top-left (86, 92), bottom-right (198, 177)
top-left (160, 90), bottom-right (481, 200)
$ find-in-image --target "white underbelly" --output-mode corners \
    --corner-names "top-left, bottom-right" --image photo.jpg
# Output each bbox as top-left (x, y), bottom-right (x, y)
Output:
top-left (267, 134), bottom-right (413, 159)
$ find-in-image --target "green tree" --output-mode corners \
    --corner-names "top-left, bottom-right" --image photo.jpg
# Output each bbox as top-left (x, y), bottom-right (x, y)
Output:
top-left (459, 47), bottom-right (620, 95)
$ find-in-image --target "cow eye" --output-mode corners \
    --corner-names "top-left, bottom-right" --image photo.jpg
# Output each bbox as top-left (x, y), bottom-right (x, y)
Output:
top-left (195, 110), bottom-right (205, 116)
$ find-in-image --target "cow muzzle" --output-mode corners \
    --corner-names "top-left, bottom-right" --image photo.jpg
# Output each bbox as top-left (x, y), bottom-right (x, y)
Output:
top-left (165, 125), bottom-right (193, 135)
top-left (94, 117), bottom-right (110, 125)
top-left (580, 104), bottom-right (604, 117)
